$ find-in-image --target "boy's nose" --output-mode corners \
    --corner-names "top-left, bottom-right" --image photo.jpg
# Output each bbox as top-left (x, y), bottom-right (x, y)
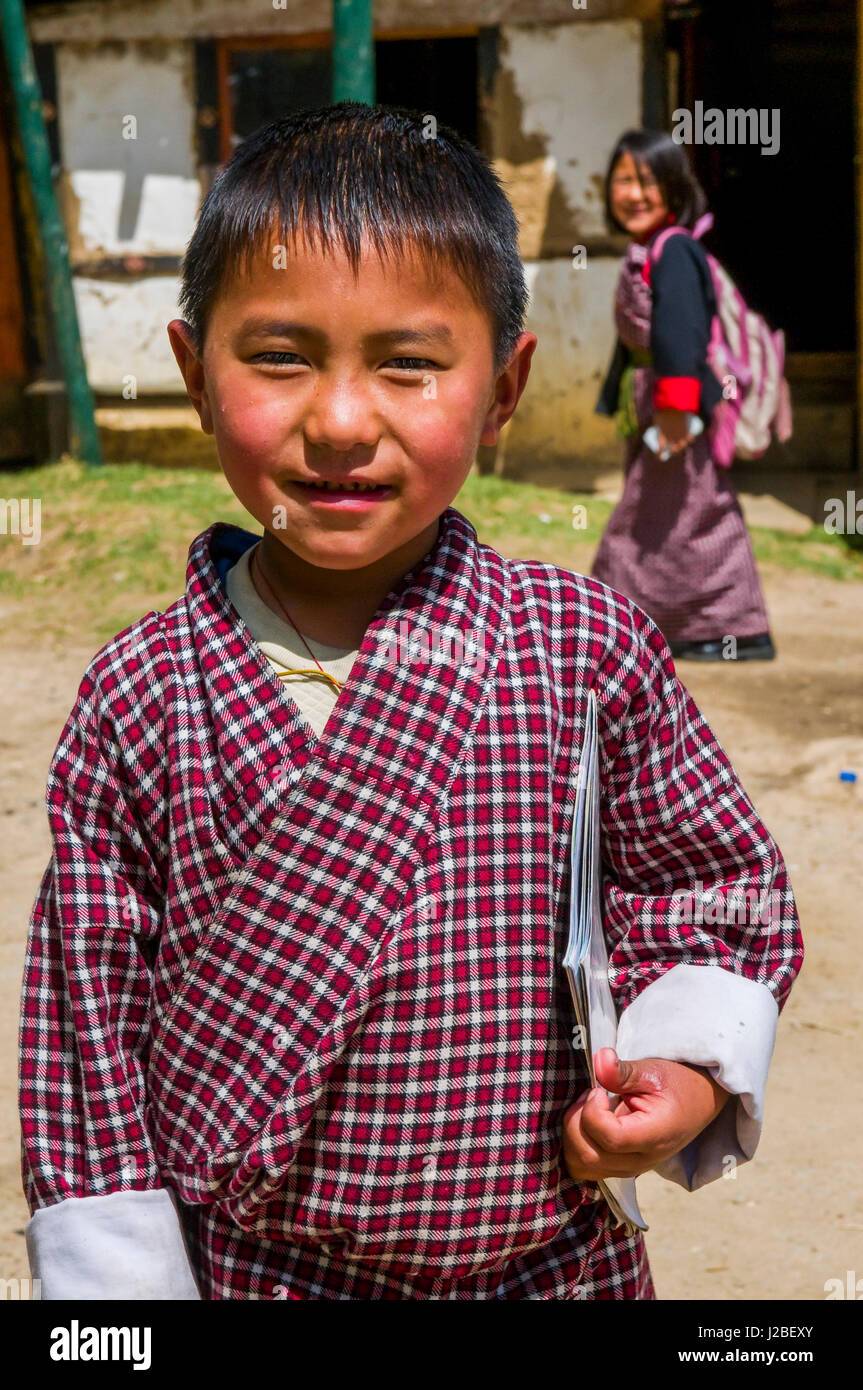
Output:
top-left (303, 378), bottom-right (381, 450)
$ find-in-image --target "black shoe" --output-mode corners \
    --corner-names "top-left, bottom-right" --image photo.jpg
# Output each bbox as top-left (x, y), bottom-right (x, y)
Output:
top-left (735, 633), bottom-right (776, 661)
top-left (670, 633), bottom-right (776, 662)
top-left (669, 639), bottom-right (724, 661)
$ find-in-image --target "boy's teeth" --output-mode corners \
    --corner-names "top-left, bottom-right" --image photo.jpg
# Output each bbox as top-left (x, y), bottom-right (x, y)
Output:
top-left (312, 480), bottom-right (381, 492)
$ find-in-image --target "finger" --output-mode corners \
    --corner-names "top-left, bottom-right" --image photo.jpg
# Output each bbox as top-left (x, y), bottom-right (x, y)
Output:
top-left (562, 1104), bottom-right (604, 1171)
top-left (594, 1048), bottom-right (655, 1098)
top-left (563, 1093), bottom-right (666, 1177)
top-left (563, 1089), bottom-right (591, 1121)
top-left (580, 1089), bottom-right (672, 1154)
top-left (594, 1047), bottom-right (631, 1093)
top-left (563, 1132), bottom-right (604, 1173)
top-left (562, 1121), bottom-right (601, 1168)
top-left (575, 1150), bottom-right (654, 1180)
top-left (579, 1087), bottom-right (634, 1150)
top-left (564, 1126), bottom-right (656, 1180)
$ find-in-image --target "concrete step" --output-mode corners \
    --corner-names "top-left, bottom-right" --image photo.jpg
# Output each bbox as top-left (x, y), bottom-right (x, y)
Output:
top-left (732, 469), bottom-right (861, 531)
top-left (759, 401), bottom-right (856, 473)
top-left (95, 404), bottom-right (219, 468)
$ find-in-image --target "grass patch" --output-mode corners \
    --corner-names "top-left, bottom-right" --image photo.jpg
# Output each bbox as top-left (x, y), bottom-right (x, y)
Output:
top-left (1, 458), bottom-right (860, 649)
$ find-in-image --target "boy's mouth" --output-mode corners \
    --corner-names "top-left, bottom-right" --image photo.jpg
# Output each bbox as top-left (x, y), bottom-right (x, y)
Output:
top-left (290, 479), bottom-right (393, 506)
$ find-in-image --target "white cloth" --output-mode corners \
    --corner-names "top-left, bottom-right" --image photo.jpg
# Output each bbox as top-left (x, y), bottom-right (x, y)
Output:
top-left (26, 1188), bottom-right (201, 1300)
top-left (616, 962), bottom-right (778, 1190)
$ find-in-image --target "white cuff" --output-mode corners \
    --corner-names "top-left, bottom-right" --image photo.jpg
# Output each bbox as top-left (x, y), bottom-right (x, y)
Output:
top-left (26, 1188), bottom-right (202, 1300)
top-left (615, 963), bottom-right (779, 1191)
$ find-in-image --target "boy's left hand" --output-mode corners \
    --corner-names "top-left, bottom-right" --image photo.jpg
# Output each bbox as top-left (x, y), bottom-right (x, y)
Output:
top-left (562, 1047), bottom-right (730, 1181)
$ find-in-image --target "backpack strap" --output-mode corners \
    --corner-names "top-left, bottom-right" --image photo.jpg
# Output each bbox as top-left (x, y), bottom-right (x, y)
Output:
top-left (650, 225), bottom-right (687, 262)
top-left (649, 211), bottom-right (715, 264)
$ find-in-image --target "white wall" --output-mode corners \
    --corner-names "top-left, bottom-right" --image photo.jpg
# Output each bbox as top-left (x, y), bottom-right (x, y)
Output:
top-left (499, 21), bottom-right (642, 244)
top-left (73, 276), bottom-right (186, 394)
top-left (493, 22), bottom-right (641, 473)
top-left (57, 42), bottom-right (199, 256)
top-left (505, 256), bottom-right (622, 481)
top-left (54, 42), bottom-right (199, 391)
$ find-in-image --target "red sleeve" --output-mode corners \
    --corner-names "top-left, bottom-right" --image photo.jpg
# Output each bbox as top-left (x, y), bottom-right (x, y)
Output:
top-left (653, 376), bottom-right (701, 412)
top-left (598, 602), bottom-right (804, 1016)
top-left (19, 681), bottom-right (166, 1210)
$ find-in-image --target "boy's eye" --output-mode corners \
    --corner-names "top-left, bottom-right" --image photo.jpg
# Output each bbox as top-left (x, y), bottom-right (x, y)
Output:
top-left (252, 351), bottom-right (305, 365)
top-left (250, 351), bottom-right (438, 371)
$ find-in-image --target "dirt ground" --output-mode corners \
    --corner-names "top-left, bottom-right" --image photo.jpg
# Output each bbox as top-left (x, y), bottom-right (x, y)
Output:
top-left (1, 561), bottom-right (861, 1301)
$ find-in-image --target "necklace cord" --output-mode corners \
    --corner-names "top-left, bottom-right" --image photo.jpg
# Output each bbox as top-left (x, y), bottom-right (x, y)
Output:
top-left (251, 546), bottom-right (345, 693)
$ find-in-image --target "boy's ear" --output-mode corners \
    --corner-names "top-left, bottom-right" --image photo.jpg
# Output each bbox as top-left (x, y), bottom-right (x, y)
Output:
top-left (167, 319), bottom-right (214, 435)
top-left (479, 331), bottom-right (537, 447)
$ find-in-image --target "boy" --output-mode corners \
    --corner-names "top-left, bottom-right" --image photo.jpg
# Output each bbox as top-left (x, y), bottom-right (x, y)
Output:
top-left (19, 103), bottom-right (802, 1300)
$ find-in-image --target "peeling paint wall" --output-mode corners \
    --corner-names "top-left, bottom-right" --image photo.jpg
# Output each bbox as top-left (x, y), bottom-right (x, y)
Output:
top-left (72, 276), bottom-right (187, 394)
top-left (489, 23), bottom-right (641, 255)
top-left (55, 41), bottom-right (198, 391)
top-left (505, 257), bottom-right (622, 486)
top-left (56, 41), bottom-right (197, 256)
top-left (489, 22), bottom-right (641, 474)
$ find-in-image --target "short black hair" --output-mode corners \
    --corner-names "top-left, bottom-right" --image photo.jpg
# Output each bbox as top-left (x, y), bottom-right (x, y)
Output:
top-left (178, 101), bottom-right (528, 374)
top-left (604, 128), bottom-right (708, 234)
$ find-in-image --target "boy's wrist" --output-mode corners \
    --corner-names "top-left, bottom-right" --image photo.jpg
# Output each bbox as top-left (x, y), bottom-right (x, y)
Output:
top-left (673, 1060), bottom-right (731, 1118)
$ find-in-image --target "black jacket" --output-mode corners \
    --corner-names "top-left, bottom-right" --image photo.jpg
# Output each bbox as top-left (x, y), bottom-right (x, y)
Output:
top-left (596, 232), bottom-right (723, 420)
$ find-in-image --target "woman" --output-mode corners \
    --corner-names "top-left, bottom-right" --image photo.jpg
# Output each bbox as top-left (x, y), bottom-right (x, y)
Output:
top-left (592, 129), bottom-right (775, 662)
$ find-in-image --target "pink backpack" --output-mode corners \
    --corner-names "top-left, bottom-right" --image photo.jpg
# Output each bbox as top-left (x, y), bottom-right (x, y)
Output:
top-left (650, 213), bottom-right (792, 466)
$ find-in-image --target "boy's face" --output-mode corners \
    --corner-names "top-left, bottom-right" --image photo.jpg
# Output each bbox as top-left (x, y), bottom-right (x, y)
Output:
top-left (169, 231), bottom-right (535, 578)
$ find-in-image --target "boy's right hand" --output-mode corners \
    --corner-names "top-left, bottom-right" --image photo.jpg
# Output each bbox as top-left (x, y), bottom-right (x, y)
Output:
top-left (562, 1047), bottom-right (729, 1181)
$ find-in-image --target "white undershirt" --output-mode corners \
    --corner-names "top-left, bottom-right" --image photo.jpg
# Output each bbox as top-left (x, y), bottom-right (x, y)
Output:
top-left (226, 543), bottom-right (360, 740)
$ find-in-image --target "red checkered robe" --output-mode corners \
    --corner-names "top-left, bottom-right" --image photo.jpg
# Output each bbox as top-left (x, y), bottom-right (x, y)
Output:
top-left (19, 507), bottom-right (803, 1299)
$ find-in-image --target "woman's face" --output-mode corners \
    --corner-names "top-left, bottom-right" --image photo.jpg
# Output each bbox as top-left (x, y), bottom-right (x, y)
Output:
top-left (609, 151), bottom-right (670, 242)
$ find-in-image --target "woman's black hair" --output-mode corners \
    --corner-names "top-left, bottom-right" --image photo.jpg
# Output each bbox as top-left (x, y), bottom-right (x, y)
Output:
top-left (178, 101), bottom-right (528, 374)
top-left (603, 128), bottom-right (708, 234)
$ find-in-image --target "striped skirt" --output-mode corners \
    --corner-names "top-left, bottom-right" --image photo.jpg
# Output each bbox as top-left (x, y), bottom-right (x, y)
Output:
top-left (591, 432), bottom-right (770, 645)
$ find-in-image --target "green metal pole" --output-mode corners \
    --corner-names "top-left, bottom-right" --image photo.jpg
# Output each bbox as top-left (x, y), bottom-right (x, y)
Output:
top-left (332, 0), bottom-right (375, 104)
top-left (0, 0), bottom-right (102, 465)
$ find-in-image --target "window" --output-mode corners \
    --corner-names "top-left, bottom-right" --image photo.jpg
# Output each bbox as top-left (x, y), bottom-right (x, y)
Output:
top-left (215, 30), bottom-right (481, 159)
